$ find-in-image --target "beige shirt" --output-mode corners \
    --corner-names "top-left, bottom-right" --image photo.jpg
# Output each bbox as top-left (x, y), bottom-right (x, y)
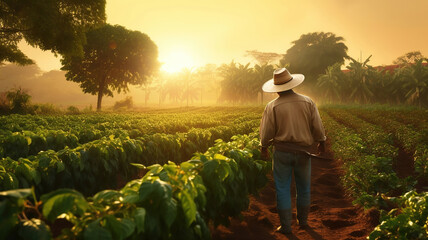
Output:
top-left (260, 91), bottom-right (326, 150)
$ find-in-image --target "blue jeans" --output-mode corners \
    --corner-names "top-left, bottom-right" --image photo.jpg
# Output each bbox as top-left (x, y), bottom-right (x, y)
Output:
top-left (273, 151), bottom-right (311, 210)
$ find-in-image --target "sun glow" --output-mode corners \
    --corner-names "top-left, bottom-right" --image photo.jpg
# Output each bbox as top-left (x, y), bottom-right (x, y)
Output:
top-left (160, 49), bottom-right (195, 73)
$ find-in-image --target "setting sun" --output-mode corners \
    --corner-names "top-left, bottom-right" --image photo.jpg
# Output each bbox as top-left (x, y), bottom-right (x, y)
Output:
top-left (160, 49), bottom-right (195, 73)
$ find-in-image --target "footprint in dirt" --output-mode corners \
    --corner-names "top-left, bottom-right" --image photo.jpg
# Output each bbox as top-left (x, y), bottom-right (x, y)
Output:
top-left (349, 230), bottom-right (366, 237)
top-left (269, 207), bottom-right (277, 213)
top-left (338, 208), bottom-right (358, 218)
top-left (322, 219), bottom-right (356, 230)
top-left (250, 204), bottom-right (261, 211)
top-left (315, 173), bottom-right (339, 185)
top-left (310, 204), bottom-right (320, 211)
top-left (325, 190), bottom-right (344, 199)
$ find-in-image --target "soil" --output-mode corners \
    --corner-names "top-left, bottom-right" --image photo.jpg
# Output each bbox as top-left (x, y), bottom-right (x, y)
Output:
top-left (211, 145), bottom-right (377, 240)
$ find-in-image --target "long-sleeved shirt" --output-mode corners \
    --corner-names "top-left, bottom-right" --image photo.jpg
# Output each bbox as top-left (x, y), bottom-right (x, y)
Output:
top-left (260, 90), bottom-right (326, 152)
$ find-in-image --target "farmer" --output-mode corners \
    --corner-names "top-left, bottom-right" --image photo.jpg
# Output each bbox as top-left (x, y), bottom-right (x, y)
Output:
top-left (259, 68), bottom-right (326, 234)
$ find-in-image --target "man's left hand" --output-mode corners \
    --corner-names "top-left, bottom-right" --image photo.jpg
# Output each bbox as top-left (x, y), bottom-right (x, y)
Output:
top-left (261, 147), bottom-right (270, 161)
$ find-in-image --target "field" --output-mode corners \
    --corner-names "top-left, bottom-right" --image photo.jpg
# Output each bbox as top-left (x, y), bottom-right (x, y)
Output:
top-left (1, 106), bottom-right (427, 239)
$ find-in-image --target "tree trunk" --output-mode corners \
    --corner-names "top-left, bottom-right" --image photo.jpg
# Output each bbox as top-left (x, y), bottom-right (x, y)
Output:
top-left (186, 81), bottom-right (189, 107)
top-left (145, 88), bottom-right (149, 107)
top-left (97, 89), bottom-right (103, 111)
top-left (97, 81), bottom-right (105, 111)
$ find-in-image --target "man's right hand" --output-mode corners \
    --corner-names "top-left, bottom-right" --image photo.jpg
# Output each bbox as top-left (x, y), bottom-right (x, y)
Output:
top-left (317, 141), bottom-right (326, 154)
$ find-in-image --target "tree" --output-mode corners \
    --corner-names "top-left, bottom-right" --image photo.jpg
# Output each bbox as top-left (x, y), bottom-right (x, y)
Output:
top-left (393, 51), bottom-right (426, 66)
top-left (246, 50), bottom-right (282, 65)
top-left (1, 0), bottom-right (106, 65)
top-left (316, 63), bottom-right (346, 103)
top-left (6, 87), bottom-right (31, 113)
top-left (395, 59), bottom-right (428, 107)
top-left (140, 77), bottom-right (156, 106)
top-left (61, 24), bottom-right (159, 111)
top-left (345, 56), bottom-right (375, 103)
top-left (218, 61), bottom-right (256, 103)
top-left (194, 64), bottom-right (218, 105)
top-left (180, 68), bottom-right (199, 106)
top-left (281, 32), bottom-right (349, 85)
top-left (254, 63), bottom-right (274, 104)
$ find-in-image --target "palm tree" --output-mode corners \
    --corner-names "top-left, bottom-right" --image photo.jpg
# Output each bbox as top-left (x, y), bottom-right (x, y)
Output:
top-left (195, 64), bottom-right (217, 105)
top-left (254, 63), bottom-right (274, 104)
top-left (345, 56), bottom-right (374, 103)
top-left (236, 63), bottom-right (255, 102)
top-left (218, 61), bottom-right (240, 103)
top-left (397, 59), bottom-right (428, 107)
top-left (140, 75), bottom-right (157, 106)
top-left (316, 63), bottom-right (345, 103)
top-left (180, 68), bottom-right (199, 107)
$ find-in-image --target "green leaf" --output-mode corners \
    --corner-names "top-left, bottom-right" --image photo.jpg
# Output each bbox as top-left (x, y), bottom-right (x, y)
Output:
top-left (83, 219), bottom-right (113, 240)
top-left (18, 218), bottom-right (52, 240)
top-left (179, 190), bottom-right (196, 227)
top-left (56, 161), bottom-right (65, 173)
top-left (0, 188), bottom-right (31, 198)
top-left (203, 160), bottom-right (218, 176)
top-left (133, 208), bottom-right (146, 234)
top-left (40, 189), bottom-right (84, 202)
top-left (93, 190), bottom-right (121, 203)
top-left (104, 216), bottom-right (135, 240)
top-left (163, 199), bottom-right (177, 228)
top-left (38, 156), bottom-right (51, 169)
top-left (25, 137), bottom-right (32, 146)
top-left (123, 193), bottom-right (139, 204)
top-left (146, 164), bottom-right (162, 175)
top-left (41, 189), bottom-right (88, 222)
top-left (214, 154), bottom-right (227, 160)
top-left (180, 162), bottom-right (195, 172)
top-left (130, 163), bottom-right (146, 169)
top-left (138, 181), bottom-right (156, 202)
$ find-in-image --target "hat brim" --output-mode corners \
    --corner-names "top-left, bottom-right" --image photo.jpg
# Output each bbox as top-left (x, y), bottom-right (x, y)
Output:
top-left (262, 74), bottom-right (305, 93)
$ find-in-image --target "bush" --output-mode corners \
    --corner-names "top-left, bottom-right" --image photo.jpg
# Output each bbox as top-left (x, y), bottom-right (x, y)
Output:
top-left (6, 87), bottom-right (31, 114)
top-left (0, 92), bottom-right (10, 114)
top-left (114, 96), bottom-right (133, 110)
top-left (66, 106), bottom-right (80, 115)
top-left (32, 103), bottom-right (61, 115)
top-left (82, 105), bottom-right (93, 113)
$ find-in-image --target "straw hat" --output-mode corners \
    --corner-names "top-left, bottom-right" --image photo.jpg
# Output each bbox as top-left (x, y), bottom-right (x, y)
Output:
top-left (262, 68), bottom-right (305, 93)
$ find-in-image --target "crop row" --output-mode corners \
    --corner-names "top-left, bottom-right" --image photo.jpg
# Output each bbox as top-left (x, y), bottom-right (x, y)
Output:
top-left (344, 107), bottom-right (428, 180)
top-left (369, 108), bottom-right (428, 131)
top-left (320, 108), bottom-right (426, 239)
top-left (0, 121), bottom-right (259, 196)
top-left (319, 111), bottom-right (411, 208)
top-left (322, 107), bottom-right (398, 159)
top-left (0, 132), bottom-right (270, 240)
top-left (323, 105), bottom-right (428, 131)
top-left (0, 117), bottom-right (260, 160)
top-left (0, 107), bottom-right (262, 136)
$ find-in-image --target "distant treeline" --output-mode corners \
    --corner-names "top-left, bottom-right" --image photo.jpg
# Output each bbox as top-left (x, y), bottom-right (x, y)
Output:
top-left (317, 57), bottom-right (428, 107)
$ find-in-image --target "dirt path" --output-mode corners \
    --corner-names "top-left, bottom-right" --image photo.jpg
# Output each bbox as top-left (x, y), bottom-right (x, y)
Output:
top-left (211, 147), bottom-right (376, 240)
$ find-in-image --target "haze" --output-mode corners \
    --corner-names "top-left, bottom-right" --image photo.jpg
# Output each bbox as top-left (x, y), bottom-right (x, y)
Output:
top-left (3, 0), bottom-right (428, 107)
top-left (17, 0), bottom-right (428, 72)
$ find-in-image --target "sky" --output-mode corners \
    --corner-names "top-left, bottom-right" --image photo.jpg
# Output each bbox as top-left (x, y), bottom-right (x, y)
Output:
top-left (18, 0), bottom-right (428, 72)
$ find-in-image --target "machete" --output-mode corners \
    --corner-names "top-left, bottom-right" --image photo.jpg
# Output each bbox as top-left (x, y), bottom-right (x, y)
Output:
top-left (304, 152), bottom-right (333, 160)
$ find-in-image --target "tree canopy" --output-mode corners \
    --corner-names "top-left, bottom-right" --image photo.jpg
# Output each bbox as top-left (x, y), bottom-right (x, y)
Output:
top-left (393, 51), bottom-right (426, 65)
top-left (245, 50), bottom-right (282, 65)
top-left (0, 0), bottom-right (106, 65)
top-left (280, 32), bottom-right (349, 84)
top-left (61, 24), bottom-right (159, 111)
top-left (316, 54), bottom-right (428, 107)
